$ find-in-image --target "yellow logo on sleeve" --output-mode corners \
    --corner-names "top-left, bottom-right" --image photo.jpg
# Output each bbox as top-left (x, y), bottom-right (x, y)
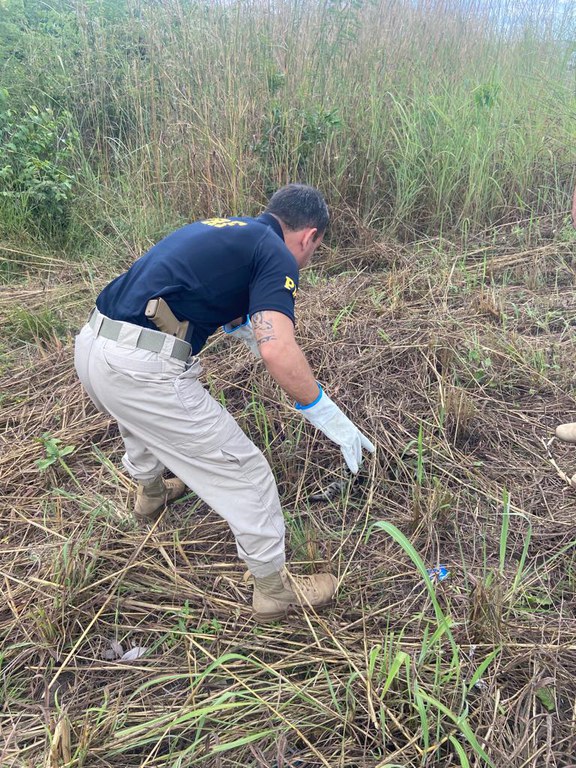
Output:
top-left (284, 276), bottom-right (297, 296)
top-left (201, 218), bottom-right (247, 228)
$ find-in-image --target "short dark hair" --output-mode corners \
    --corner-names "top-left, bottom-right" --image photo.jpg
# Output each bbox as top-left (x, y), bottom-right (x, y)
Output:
top-left (265, 184), bottom-right (329, 238)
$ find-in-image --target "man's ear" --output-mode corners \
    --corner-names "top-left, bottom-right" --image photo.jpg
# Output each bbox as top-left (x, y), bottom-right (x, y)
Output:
top-left (302, 227), bottom-right (318, 250)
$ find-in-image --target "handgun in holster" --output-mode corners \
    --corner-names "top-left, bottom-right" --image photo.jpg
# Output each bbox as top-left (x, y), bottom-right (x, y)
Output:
top-left (145, 297), bottom-right (189, 340)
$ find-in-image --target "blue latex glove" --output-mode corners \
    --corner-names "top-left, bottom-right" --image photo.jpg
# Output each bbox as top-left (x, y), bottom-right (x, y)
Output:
top-left (296, 385), bottom-right (375, 473)
top-left (222, 316), bottom-right (261, 358)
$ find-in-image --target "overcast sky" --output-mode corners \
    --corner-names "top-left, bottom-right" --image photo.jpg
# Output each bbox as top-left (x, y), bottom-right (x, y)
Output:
top-left (467, 0), bottom-right (575, 35)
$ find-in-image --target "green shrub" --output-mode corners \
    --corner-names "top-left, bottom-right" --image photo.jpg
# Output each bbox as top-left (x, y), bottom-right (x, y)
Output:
top-left (5, 306), bottom-right (67, 344)
top-left (0, 90), bottom-right (78, 236)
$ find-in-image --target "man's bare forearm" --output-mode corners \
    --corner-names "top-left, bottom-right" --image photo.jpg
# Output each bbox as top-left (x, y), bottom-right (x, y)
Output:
top-left (251, 310), bottom-right (320, 405)
top-left (262, 341), bottom-right (320, 405)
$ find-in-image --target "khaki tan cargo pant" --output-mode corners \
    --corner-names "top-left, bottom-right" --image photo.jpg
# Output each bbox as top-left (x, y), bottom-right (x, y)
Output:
top-left (74, 315), bottom-right (286, 577)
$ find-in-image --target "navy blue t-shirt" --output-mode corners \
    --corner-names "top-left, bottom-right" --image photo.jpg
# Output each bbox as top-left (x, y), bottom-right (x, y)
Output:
top-left (96, 213), bottom-right (299, 354)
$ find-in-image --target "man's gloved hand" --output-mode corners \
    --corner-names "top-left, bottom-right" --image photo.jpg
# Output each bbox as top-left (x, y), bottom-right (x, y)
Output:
top-left (222, 317), bottom-right (261, 359)
top-left (296, 385), bottom-right (375, 474)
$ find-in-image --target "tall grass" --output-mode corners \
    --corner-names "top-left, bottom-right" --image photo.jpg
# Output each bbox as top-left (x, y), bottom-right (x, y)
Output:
top-left (1, 0), bottom-right (574, 243)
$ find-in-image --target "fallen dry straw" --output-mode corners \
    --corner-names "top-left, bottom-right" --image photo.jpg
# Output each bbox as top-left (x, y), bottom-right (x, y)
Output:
top-left (1, 239), bottom-right (576, 766)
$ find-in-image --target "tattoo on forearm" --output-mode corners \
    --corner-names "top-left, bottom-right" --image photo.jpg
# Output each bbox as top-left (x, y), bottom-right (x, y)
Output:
top-left (251, 311), bottom-right (277, 346)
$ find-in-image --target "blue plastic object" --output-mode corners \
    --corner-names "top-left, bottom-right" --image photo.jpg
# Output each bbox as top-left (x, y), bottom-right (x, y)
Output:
top-left (427, 566), bottom-right (450, 583)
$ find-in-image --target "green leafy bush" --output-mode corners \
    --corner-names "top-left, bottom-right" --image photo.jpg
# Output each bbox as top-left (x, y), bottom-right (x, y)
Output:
top-left (0, 90), bottom-right (78, 235)
top-left (256, 103), bottom-right (342, 181)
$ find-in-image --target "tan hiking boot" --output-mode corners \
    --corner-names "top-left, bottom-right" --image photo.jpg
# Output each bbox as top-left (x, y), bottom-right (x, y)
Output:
top-left (133, 476), bottom-right (186, 523)
top-left (555, 423), bottom-right (576, 443)
top-left (252, 569), bottom-right (338, 622)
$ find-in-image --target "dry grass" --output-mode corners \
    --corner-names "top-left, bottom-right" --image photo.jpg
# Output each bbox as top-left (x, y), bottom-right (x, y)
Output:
top-left (2, 235), bottom-right (576, 767)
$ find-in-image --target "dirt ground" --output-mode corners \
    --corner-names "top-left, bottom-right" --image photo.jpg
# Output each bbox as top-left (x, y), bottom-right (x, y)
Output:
top-left (2, 233), bottom-right (576, 767)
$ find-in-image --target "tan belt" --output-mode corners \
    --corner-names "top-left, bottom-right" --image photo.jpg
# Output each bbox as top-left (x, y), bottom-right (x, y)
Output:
top-left (89, 309), bottom-right (191, 362)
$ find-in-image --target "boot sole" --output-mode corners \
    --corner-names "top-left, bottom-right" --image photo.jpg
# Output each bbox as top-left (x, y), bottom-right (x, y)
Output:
top-left (133, 504), bottom-right (165, 524)
top-left (133, 487), bottom-right (186, 523)
top-left (253, 609), bottom-right (289, 623)
top-left (253, 598), bottom-right (334, 623)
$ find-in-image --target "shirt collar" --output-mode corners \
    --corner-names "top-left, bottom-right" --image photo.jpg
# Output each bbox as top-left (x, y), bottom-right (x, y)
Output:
top-left (256, 212), bottom-right (285, 241)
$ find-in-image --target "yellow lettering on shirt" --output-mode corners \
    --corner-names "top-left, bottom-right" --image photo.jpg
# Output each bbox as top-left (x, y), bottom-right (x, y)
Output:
top-left (201, 218), bottom-right (247, 228)
top-left (284, 276), bottom-right (297, 295)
